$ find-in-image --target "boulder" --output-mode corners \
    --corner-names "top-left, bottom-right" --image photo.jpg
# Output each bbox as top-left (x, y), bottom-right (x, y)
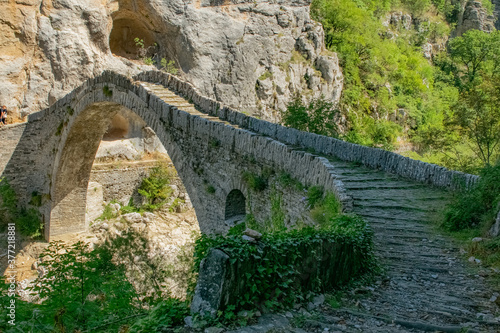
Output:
top-left (243, 228), bottom-right (263, 240)
top-left (122, 212), bottom-right (142, 224)
top-left (191, 249), bottom-right (230, 317)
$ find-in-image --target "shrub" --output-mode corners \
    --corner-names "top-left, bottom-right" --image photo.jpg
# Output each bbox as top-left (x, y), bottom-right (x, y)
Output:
top-left (242, 171), bottom-right (268, 192)
top-left (102, 85), bottom-right (113, 97)
top-left (310, 193), bottom-right (342, 226)
top-left (281, 94), bottom-right (339, 138)
top-left (443, 163), bottom-right (500, 231)
top-left (161, 58), bottom-right (179, 75)
top-left (138, 165), bottom-right (174, 211)
top-left (0, 178), bottom-right (43, 237)
top-left (129, 298), bottom-right (189, 332)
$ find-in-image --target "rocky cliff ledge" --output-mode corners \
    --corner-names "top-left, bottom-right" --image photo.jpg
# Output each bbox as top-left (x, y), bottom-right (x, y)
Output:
top-left (0, 0), bottom-right (343, 122)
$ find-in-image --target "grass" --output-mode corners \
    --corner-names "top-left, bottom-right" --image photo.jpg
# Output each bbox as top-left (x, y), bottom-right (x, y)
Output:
top-left (258, 71), bottom-right (273, 81)
top-left (242, 171), bottom-right (268, 192)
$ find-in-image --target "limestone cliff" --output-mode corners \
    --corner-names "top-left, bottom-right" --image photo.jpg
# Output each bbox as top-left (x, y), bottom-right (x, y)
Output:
top-left (0, 0), bottom-right (343, 122)
top-left (453, 0), bottom-right (496, 36)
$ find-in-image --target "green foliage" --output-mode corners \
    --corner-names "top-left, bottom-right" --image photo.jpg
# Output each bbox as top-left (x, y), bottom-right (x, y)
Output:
top-left (161, 58), bottom-right (179, 75)
top-left (306, 186), bottom-right (325, 208)
top-left (134, 37), bottom-right (145, 49)
top-left (267, 190), bottom-right (286, 233)
top-left (138, 165), bottom-right (174, 211)
top-left (309, 0), bottom-right (500, 172)
top-left (444, 163), bottom-right (500, 231)
top-left (281, 94), bottom-right (339, 137)
top-left (448, 30), bottom-right (500, 90)
top-left (14, 241), bottom-right (141, 332)
top-left (305, 186), bottom-right (342, 226)
top-left (17, 208), bottom-right (43, 238)
top-left (258, 71), bottom-right (273, 81)
top-left (453, 80), bottom-right (500, 165)
top-left (144, 57), bottom-right (154, 65)
top-left (98, 202), bottom-right (120, 221)
top-left (278, 172), bottom-right (304, 191)
top-left (193, 214), bottom-right (376, 318)
top-left (310, 193), bottom-right (342, 226)
top-left (0, 177), bottom-right (18, 226)
top-left (55, 121), bottom-right (64, 136)
top-left (29, 191), bottom-right (42, 207)
top-left (227, 222), bottom-right (246, 236)
top-left (0, 237), bottom-right (193, 332)
top-left (209, 138), bottom-right (221, 148)
top-left (129, 298), bottom-right (189, 332)
top-left (206, 184), bottom-right (216, 194)
top-left (242, 171), bottom-right (268, 192)
top-left (103, 85), bottom-right (113, 97)
top-left (0, 178), bottom-right (43, 237)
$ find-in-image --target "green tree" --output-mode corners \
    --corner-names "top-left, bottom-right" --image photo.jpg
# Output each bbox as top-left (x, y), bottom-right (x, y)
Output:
top-left (138, 165), bottom-right (174, 210)
top-left (28, 241), bottom-right (140, 332)
top-left (281, 94), bottom-right (339, 137)
top-left (448, 30), bottom-right (500, 90)
top-left (454, 78), bottom-right (500, 165)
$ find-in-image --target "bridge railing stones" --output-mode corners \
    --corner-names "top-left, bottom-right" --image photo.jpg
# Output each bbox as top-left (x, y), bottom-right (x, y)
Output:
top-left (134, 70), bottom-right (479, 191)
top-left (132, 71), bottom-right (352, 210)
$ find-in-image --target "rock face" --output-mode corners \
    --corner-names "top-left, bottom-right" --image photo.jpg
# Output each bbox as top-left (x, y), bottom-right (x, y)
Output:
top-left (493, 0), bottom-right (500, 30)
top-left (454, 0), bottom-right (496, 36)
top-left (0, 0), bottom-right (342, 122)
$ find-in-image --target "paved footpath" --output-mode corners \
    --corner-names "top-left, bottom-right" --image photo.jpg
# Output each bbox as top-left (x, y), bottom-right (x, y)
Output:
top-left (141, 80), bottom-right (500, 332)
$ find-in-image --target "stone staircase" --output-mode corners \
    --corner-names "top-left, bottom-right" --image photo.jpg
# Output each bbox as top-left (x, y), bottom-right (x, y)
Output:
top-left (138, 80), bottom-right (500, 332)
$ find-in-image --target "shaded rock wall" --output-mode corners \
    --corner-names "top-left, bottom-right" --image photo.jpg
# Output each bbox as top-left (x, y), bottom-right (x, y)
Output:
top-left (454, 0), bottom-right (496, 36)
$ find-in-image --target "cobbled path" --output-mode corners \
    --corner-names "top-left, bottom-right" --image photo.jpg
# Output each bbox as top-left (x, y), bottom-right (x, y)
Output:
top-left (316, 158), bottom-right (500, 332)
top-left (140, 81), bottom-right (500, 332)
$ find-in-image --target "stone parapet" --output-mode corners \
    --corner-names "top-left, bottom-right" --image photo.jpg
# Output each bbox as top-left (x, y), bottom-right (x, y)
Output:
top-left (135, 70), bottom-right (478, 191)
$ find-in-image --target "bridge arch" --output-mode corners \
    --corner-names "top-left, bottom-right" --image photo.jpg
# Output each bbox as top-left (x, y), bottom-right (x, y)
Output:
top-left (49, 100), bottom-right (203, 239)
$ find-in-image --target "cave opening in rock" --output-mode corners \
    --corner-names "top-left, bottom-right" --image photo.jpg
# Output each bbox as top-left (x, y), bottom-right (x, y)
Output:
top-left (109, 17), bottom-right (156, 59)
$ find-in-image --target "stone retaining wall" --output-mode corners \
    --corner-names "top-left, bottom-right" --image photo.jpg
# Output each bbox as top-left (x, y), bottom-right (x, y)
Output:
top-left (135, 71), bottom-right (479, 190)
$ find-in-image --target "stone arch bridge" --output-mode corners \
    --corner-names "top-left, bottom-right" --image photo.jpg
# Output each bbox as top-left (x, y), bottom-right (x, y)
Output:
top-left (0, 71), bottom-right (476, 241)
top-left (3, 71), bottom-right (498, 331)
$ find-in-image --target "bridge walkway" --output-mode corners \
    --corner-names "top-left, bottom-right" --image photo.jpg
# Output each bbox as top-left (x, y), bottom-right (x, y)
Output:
top-left (138, 80), bottom-right (499, 331)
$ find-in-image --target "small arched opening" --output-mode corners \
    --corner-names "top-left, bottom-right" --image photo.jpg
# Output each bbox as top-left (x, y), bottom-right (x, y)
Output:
top-left (225, 189), bottom-right (246, 226)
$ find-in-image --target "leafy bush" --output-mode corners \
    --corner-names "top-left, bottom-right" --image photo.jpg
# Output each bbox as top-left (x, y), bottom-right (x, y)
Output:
top-left (0, 238), bottom-right (193, 332)
top-left (443, 163), bottom-right (500, 231)
top-left (161, 58), bottom-right (179, 75)
top-left (0, 178), bottom-right (43, 237)
top-left (129, 298), bottom-right (189, 332)
top-left (242, 171), bottom-right (268, 192)
top-left (17, 208), bottom-right (43, 238)
top-left (310, 193), bottom-right (342, 226)
top-left (281, 94), bottom-right (339, 138)
top-left (0, 241), bottom-right (141, 333)
top-left (138, 165), bottom-right (174, 211)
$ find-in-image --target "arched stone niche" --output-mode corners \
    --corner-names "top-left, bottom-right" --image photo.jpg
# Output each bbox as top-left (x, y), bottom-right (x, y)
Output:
top-left (224, 189), bottom-right (246, 226)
